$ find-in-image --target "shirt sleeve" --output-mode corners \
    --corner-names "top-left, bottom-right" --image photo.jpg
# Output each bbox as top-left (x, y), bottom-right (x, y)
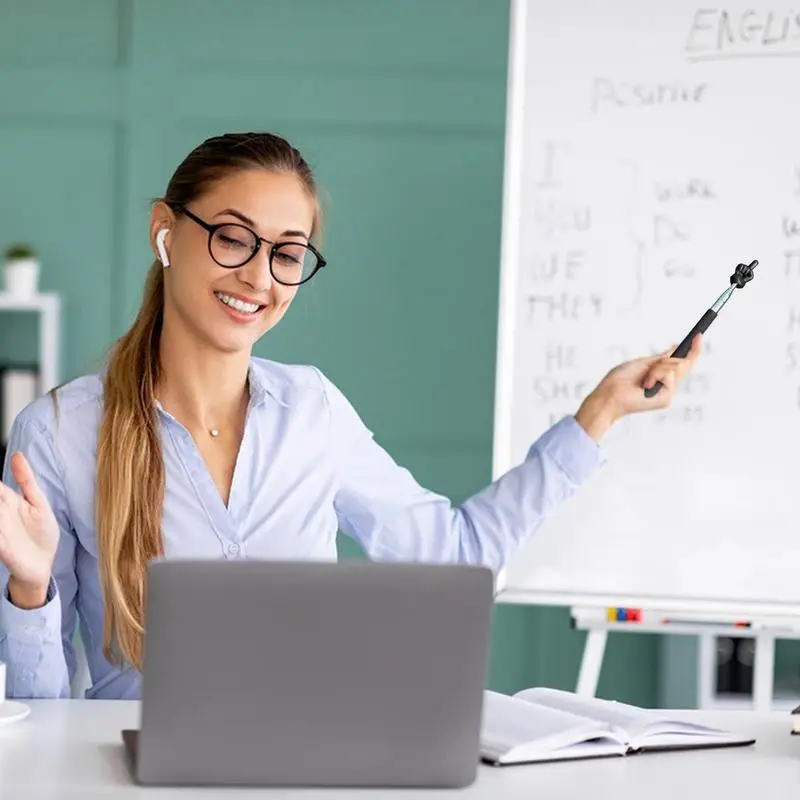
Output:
top-left (0, 409), bottom-right (76, 699)
top-left (318, 370), bottom-right (606, 575)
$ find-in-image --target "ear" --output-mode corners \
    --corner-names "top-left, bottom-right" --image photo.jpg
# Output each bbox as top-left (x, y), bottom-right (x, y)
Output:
top-left (149, 202), bottom-right (175, 267)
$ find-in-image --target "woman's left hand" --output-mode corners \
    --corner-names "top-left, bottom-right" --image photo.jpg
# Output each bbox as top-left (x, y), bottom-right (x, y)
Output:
top-left (574, 334), bottom-right (703, 441)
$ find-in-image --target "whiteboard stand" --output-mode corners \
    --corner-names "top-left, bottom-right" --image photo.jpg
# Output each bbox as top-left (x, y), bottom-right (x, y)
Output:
top-left (753, 634), bottom-right (776, 712)
top-left (571, 607), bottom-right (800, 712)
top-left (0, 292), bottom-right (61, 392)
top-left (576, 630), bottom-right (607, 696)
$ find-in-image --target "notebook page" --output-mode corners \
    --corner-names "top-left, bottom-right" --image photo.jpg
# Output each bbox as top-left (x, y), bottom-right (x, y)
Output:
top-left (491, 737), bottom-right (626, 765)
top-left (481, 690), bottom-right (617, 756)
top-left (645, 718), bottom-right (725, 734)
top-left (633, 718), bottom-right (727, 745)
top-left (514, 687), bottom-right (653, 737)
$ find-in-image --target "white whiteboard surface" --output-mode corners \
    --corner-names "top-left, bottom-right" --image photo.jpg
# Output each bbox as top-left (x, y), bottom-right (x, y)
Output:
top-left (493, 0), bottom-right (800, 615)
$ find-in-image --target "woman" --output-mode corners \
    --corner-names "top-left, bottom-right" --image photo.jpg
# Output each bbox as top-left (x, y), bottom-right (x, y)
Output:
top-left (0, 132), bottom-right (700, 700)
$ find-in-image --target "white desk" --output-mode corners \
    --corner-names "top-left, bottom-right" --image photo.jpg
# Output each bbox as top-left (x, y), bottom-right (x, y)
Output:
top-left (1, 701), bottom-right (798, 798)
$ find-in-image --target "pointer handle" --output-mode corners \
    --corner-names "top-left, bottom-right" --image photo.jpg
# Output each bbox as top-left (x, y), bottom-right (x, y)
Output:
top-left (643, 308), bottom-right (715, 398)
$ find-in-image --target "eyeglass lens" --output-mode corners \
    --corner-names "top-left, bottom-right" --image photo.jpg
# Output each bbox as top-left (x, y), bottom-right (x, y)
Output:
top-left (211, 224), bottom-right (319, 284)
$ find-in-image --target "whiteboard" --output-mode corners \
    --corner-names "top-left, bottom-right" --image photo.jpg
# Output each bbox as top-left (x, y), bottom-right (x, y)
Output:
top-left (493, 0), bottom-right (800, 615)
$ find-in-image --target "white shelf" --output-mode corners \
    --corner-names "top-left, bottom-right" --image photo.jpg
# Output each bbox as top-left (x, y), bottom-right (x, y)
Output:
top-left (0, 291), bottom-right (61, 392)
top-left (0, 291), bottom-right (59, 312)
top-left (698, 631), bottom-right (800, 713)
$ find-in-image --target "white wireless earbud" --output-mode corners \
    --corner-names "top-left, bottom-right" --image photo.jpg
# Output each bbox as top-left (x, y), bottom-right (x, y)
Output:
top-left (156, 228), bottom-right (170, 267)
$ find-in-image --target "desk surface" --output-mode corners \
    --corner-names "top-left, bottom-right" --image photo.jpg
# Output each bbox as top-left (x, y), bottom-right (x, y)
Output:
top-left (1, 701), bottom-right (798, 798)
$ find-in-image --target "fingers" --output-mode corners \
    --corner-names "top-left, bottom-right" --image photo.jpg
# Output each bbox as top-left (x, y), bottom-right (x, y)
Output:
top-left (645, 336), bottom-right (703, 386)
top-left (654, 336), bottom-right (701, 365)
top-left (643, 360), bottom-right (680, 392)
top-left (658, 343), bottom-right (678, 359)
top-left (625, 342), bottom-right (679, 371)
top-left (9, 453), bottom-right (47, 512)
top-left (643, 367), bottom-right (676, 396)
top-left (0, 482), bottom-right (19, 540)
top-left (667, 336), bottom-right (702, 376)
top-left (643, 351), bottom-right (695, 395)
top-left (0, 479), bottom-right (18, 507)
top-left (686, 332), bottom-right (703, 363)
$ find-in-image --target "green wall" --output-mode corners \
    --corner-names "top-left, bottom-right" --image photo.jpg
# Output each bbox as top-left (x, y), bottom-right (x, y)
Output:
top-left (0, 0), bottom-right (658, 705)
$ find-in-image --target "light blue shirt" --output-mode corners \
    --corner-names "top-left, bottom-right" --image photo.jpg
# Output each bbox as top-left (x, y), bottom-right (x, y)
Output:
top-left (0, 358), bottom-right (604, 699)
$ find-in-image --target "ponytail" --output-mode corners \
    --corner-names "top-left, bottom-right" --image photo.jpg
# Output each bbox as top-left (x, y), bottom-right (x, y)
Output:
top-left (95, 262), bottom-right (165, 668)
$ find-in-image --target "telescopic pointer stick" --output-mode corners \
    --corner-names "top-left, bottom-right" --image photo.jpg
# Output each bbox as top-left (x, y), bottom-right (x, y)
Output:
top-left (643, 259), bottom-right (758, 398)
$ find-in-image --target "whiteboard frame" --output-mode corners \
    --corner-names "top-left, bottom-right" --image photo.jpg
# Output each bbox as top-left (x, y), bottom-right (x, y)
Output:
top-left (491, 0), bottom-right (800, 619)
top-left (496, 587), bottom-right (800, 620)
top-left (491, 0), bottom-right (527, 481)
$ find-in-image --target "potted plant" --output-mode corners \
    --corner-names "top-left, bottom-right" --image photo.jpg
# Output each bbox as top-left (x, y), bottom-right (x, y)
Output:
top-left (3, 243), bottom-right (40, 297)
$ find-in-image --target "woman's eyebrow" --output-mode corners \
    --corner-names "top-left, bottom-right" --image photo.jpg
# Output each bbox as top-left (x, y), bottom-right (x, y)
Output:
top-left (214, 207), bottom-right (257, 227)
top-left (214, 207), bottom-right (308, 239)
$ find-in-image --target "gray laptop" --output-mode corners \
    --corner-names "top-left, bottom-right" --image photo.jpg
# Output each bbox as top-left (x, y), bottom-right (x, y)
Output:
top-left (122, 559), bottom-right (494, 788)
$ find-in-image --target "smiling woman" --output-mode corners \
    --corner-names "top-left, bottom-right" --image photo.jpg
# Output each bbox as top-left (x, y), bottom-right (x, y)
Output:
top-left (0, 131), bottom-right (701, 700)
top-left (156, 164), bottom-right (322, 355)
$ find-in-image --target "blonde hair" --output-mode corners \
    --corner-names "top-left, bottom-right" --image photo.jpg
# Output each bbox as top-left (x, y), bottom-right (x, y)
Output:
top-left (96, 263), bottom-right (164, 666)
top-left (95, 132), bottom-right (320, 669)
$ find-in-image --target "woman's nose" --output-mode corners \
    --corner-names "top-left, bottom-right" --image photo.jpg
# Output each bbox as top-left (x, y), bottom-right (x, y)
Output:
top-left (236, 247), bottom-right (273, 292)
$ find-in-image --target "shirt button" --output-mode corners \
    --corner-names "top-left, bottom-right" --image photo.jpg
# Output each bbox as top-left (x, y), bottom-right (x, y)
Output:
top-left (227, 543), bottom-right (240, 556)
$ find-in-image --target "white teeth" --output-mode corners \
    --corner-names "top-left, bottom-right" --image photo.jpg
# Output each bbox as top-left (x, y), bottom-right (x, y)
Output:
top-left (215, 292), bottom-right (260, 314)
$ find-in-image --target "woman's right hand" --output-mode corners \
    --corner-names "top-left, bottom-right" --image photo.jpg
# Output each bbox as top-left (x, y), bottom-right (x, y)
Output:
top-left (0, 451), bottom-right (59, 607)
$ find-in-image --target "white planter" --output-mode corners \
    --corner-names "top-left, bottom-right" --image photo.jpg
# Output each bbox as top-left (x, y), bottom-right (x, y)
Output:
top-left (4, 257), bottom-right (40, 297)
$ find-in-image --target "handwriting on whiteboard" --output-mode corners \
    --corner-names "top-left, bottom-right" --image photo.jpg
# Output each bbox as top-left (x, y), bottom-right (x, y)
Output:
top-left (523, 137), bottom-right (730, 429)
top-left (592, 80), bottom-right (707, 115)
top-left (685, 8), bottom-right (800, 61)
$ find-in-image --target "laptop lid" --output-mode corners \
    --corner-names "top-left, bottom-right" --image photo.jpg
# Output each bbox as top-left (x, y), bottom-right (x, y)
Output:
top-left (134, 559), bottom-right (494, 787)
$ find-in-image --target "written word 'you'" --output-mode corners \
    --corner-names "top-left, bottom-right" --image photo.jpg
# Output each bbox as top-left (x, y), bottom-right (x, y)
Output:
top-left (531, 197), bottom-right (592, 239)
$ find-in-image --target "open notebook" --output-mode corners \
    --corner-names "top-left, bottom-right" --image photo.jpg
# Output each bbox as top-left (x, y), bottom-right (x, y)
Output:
top-left (481, 687), bottom-right (755, 765)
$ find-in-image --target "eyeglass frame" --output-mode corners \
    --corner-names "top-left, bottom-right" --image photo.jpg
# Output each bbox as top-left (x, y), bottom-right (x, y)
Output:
top-left (166, 202), bottom-right (327, 286)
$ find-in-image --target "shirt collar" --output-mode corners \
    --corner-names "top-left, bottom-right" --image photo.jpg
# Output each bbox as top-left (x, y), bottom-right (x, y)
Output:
top-left (247, 359), bottom-right (290, 409)
top-left (147, 357), bottom-right (290, 420)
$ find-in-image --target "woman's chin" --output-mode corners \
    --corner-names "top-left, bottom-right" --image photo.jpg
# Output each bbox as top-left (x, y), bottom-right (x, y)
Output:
top-left (204, 321), bottom-right (274, 354)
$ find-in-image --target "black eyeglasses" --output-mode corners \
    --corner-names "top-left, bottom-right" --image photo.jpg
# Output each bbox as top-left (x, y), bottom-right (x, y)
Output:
top-left (169, 204), bottom-right (326, 286)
